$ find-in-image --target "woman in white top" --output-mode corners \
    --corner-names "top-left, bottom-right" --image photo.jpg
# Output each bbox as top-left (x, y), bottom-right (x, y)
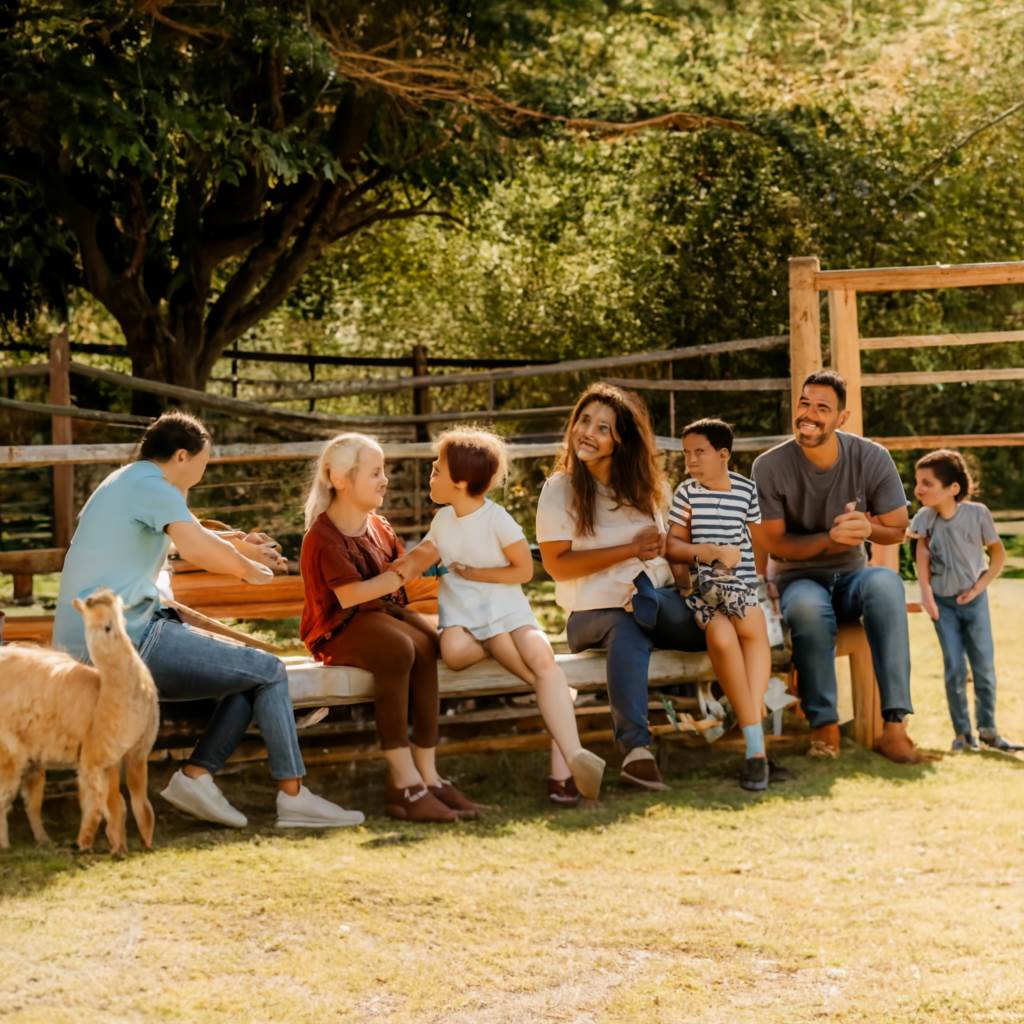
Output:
top-left (428, 429), bottom-right (606, 803)
top-left (536, 384), bottom-right (706, 792)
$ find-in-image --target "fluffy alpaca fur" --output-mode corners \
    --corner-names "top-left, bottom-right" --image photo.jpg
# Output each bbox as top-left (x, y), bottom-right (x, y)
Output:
top-left (0, 590), bottom-right (159, 853)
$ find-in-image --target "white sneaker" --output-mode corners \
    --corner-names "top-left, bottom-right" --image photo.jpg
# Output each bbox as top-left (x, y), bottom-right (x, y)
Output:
top-left (275, 786), bottom-right (365, 829)
top-left (160, 769), bottom-right (247, 828)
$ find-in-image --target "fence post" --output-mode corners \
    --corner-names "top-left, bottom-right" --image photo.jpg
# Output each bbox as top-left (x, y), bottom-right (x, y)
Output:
top-left (828, 287), bottom-right (862, 435)
top-left (49, 328), bottom-right (74, 550)
top-left (411, 344), bottom-right (431, 442)
top-left (788, 257), bottom-right (822, 414)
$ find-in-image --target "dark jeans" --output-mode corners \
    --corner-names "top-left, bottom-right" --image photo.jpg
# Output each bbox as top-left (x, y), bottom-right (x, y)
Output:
top-left (566, 584), bottom-right (706, 752)
top-left (778, 566), bottom-right (913, 729)
top-left (933, 591), bottom-right (997, 736)
top-left (138, 610), bottom-right (305, 780)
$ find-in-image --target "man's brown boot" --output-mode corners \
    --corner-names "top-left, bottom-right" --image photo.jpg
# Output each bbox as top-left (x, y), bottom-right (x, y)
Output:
top-left (874, 720), bottom-right (928, 764)
top-left (807, 723), bottom-right (840, 758)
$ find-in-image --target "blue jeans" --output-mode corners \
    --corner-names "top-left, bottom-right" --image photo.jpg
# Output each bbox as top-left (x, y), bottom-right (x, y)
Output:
top-left (933, 592), bottom-right (997, 736)
top-left (778, 567), bottom-right (912, 729)
top-left (138, 610), bottom-right (305, 780)
top-left (566, 584), bottom-right (706, 752)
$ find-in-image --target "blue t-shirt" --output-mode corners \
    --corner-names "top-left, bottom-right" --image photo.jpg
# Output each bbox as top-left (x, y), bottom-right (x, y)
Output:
top-left (53, 461), bottom-right (193, 660)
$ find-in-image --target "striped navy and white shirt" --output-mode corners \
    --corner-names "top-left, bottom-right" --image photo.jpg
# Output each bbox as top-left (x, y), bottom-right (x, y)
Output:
top-left (668, 472), bottom-right (761, 585)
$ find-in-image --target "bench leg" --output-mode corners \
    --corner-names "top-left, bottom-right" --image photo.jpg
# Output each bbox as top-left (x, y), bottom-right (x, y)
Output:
top-left (847, 643), bottom-right (884, 749)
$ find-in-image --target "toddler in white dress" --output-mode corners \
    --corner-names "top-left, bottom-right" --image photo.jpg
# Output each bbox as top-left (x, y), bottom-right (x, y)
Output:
top-left (428, 429), bottom-right (605, 803)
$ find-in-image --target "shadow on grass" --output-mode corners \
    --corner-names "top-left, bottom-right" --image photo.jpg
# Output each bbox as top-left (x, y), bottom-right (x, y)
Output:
top-left (6, 733), bottom-right (1006, 898)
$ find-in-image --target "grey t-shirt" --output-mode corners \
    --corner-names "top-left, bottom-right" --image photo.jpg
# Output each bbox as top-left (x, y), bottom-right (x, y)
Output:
top-left (751, 432), bottom-right (908, 578)
top-left (908, 502), bottom-right (999, 597)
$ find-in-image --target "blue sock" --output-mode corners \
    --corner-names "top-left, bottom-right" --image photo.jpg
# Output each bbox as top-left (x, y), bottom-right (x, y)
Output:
top-left (742, 723), bottom-right (766, 759)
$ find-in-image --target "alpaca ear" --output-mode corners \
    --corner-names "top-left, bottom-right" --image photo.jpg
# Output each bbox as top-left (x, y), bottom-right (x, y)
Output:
top-left (72, 598), bottom-right (84, 614)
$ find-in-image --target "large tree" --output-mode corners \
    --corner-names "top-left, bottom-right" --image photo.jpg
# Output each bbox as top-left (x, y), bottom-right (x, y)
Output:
top-left (0, 0), bottom-right (729, 395)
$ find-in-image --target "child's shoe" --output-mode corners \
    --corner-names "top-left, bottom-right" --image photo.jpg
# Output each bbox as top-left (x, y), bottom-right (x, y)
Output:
top-left (950, 733), bottom-right (980, 753)
top-left (547, 776), bottom-right (580, 808)
top-left (569, 749), bottom-right (605, 800)
top-left (978, 730), bottom-right (1023, 752)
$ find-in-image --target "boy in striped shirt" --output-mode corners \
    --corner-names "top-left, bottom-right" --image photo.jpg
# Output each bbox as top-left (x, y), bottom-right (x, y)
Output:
top-left (666, 418), bottom-right (775, 792)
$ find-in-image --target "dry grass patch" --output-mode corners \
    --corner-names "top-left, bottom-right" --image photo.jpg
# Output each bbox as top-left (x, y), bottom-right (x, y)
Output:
top-left (2, 582), bottom-right (1023, 1023)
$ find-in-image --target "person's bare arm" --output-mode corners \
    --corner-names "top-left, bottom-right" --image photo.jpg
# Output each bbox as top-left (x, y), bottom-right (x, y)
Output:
top-left (333, 571), bottom-right (405, 609)
top-left (450, 539), bottom-right (534, 585)
top-left (389, 539), bottom-right (440, 581)
top-left (749, 518), bottom-right (841, 561)
top-left (957, 539), bottom-right (1006, 605)
top-left (539, 526), bottom-right (664, 582)
top-left (915, 536), bottom-right (939, 621)
top-left (864, 505), bottom-right (910, 546)
top-left (166, 521), bottom-right (273, 584)
top-left (665, 521), bottom-right (740, 569)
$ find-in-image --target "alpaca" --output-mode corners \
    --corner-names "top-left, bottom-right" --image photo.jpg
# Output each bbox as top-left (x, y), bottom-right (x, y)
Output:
top-left (0, 589), bottom-right (160, 853)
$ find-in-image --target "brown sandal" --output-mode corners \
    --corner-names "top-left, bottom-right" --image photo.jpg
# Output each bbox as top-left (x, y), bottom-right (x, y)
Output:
top-left (428, 780), bottom-right (479, 820)
top-left (384, 782), bottom-right (458, 823)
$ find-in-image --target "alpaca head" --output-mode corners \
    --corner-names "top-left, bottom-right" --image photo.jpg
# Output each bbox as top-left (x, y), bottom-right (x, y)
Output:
top-left (73, 589), bottom-right (128, 663)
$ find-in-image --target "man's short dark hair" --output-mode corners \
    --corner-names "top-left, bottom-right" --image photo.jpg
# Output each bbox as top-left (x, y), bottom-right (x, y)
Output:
top-left (682, 417), bottom-right (734, 454)
top-left (138, 411), bottom-right (211, 462)
top-left (801, 370), bottom-right (847, 410)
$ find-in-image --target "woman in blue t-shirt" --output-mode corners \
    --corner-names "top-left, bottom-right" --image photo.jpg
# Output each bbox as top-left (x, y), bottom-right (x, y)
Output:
top-left (54, 411), bottom-right (363, 831)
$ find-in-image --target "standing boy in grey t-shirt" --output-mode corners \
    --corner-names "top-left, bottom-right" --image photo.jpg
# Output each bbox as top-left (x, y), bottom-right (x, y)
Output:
top-left (910, 448), bottom-right (1017, 752)
top-left (751, 370), bottom-right (925, 763)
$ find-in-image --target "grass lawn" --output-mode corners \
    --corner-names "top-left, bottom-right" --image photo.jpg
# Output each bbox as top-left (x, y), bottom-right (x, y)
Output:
top-left (2, 582), bottom-right (1023, 1023)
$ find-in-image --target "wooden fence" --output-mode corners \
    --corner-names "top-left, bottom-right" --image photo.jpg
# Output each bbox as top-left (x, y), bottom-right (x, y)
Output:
top-left (2, 255), bottom-right (1023, 590)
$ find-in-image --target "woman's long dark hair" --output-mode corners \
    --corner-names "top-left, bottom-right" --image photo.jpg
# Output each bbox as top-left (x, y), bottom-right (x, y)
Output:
top-left (555, 383), bottom-right (665, 537)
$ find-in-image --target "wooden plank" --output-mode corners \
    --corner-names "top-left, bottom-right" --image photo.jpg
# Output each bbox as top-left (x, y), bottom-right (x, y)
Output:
top-left (815, 261), bottom-right (1024, 292)
top-left (0, 364), bottom-right (49, 379)
top-left (243, 335), bottom-right (790, 403)
top-left (862, 368), bottom-right (1024, 387)
top-left (859, 329), bottom-right (1024, 351)
top-left (870, 433), bottom-right (1024, 450)
top-left (789, 257), bottom-right (823, 415)
top-left (828, 287), bottom-right (862, 435)
top-left (49, 331), bottom-right (74, 549)
top-left (0, 548), bottom-right (66, 574)
top-left (0, 614), bottom-right (53, 644)
top-left (601, 377), bottom-right (788, 392)
top-left (0, 395), bottom-right (152, 426)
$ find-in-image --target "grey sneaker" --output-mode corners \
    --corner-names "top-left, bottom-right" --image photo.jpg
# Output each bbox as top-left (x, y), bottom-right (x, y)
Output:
top-left (951, 734), bottom-right (980, 753)
top-left (978, 731), bottom-right (1023, 752)
top-left (160, 770), bottom-right (247, 828)
top-left (738, 757), bottom-right (769, 792)
top-left (275, 786), bottom-right (365, 828)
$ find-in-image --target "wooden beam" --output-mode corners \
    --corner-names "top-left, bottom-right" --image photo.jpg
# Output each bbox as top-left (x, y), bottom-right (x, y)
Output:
top-left (859, 329), bottom-right (1024, 351)
top-left (0, 364), bottom-right (49, 379)
top-left (861, 368), bottom-right (1024, 388)
top-left (241, 335), bottom-right (790, 403)
top-left (0, 548), bottom-right (66, 575)
top-left (871, 433), bottom-right (1024, 450)
top-left (0, 396), bottom-right (151, 426)
top-left (815, 260), bottom-right (1024, 292)
top-left (49, 331), bottom-right (74, 549)
top-left (828, 288), bottom-right (862, 435)
top-left (788, 257), bottom-right (823, 416)
top-left (601, 377), bottom-right (788, 392)
top-left (0, 433), bottom-right (792, 469)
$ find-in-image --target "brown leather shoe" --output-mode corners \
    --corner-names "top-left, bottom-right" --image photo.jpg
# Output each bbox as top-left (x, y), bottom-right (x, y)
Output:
top-left (384, 783), bottom-right (458, 823)
top-left (547, 777), bottom-right (581, 808)
top-left (807, 723), bottom-right (840, 758)
top-left (428, 780), bottom-right (479, 820)
top-left (874, 721), bottom-right (929, 764)
top-left (620, 752), bottom-right (668, 792)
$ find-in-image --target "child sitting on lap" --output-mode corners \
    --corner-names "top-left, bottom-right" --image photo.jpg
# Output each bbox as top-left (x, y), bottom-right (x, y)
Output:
top-left (910, 448), bottom-right (1018, 753)
top-left (428, 429), bottom-right (606, 804)
top-left (665, 418), bottom-right (775, 792)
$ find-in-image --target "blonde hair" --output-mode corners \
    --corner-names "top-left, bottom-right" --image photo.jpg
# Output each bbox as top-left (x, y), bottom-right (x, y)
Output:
top-left (436, 428), bottom-right (509, 497)
top-left (303, 433), bottom-right (383, 529)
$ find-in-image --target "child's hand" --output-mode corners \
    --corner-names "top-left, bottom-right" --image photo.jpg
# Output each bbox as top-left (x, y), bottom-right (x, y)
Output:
top-left (709, 544), bottom-right (742, 569)
top-left (956, 581), bottom-right (985, 605)
top-left (448, 561), bottom-right (477, 580)
top-left (922, 595), bottom-right (940, 621)
top-left (386, 556), bottom-right (414, 583)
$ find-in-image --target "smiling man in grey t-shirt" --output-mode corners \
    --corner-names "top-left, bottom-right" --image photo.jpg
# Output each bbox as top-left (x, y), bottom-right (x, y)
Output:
top-left (751, 370), bottom-right (925, 763)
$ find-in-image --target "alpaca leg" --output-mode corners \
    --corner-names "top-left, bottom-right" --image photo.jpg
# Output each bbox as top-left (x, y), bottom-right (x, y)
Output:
top-left (0, 753), bottom-right (26, 850)
top-left (102, 764), bottom-right (128, 856)
top-left (124, 751), bottom-right (155, 849)
top-left (76, 765), bottom-right (107, 852)
top-left (21, 766), bottom-right (51, 846)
